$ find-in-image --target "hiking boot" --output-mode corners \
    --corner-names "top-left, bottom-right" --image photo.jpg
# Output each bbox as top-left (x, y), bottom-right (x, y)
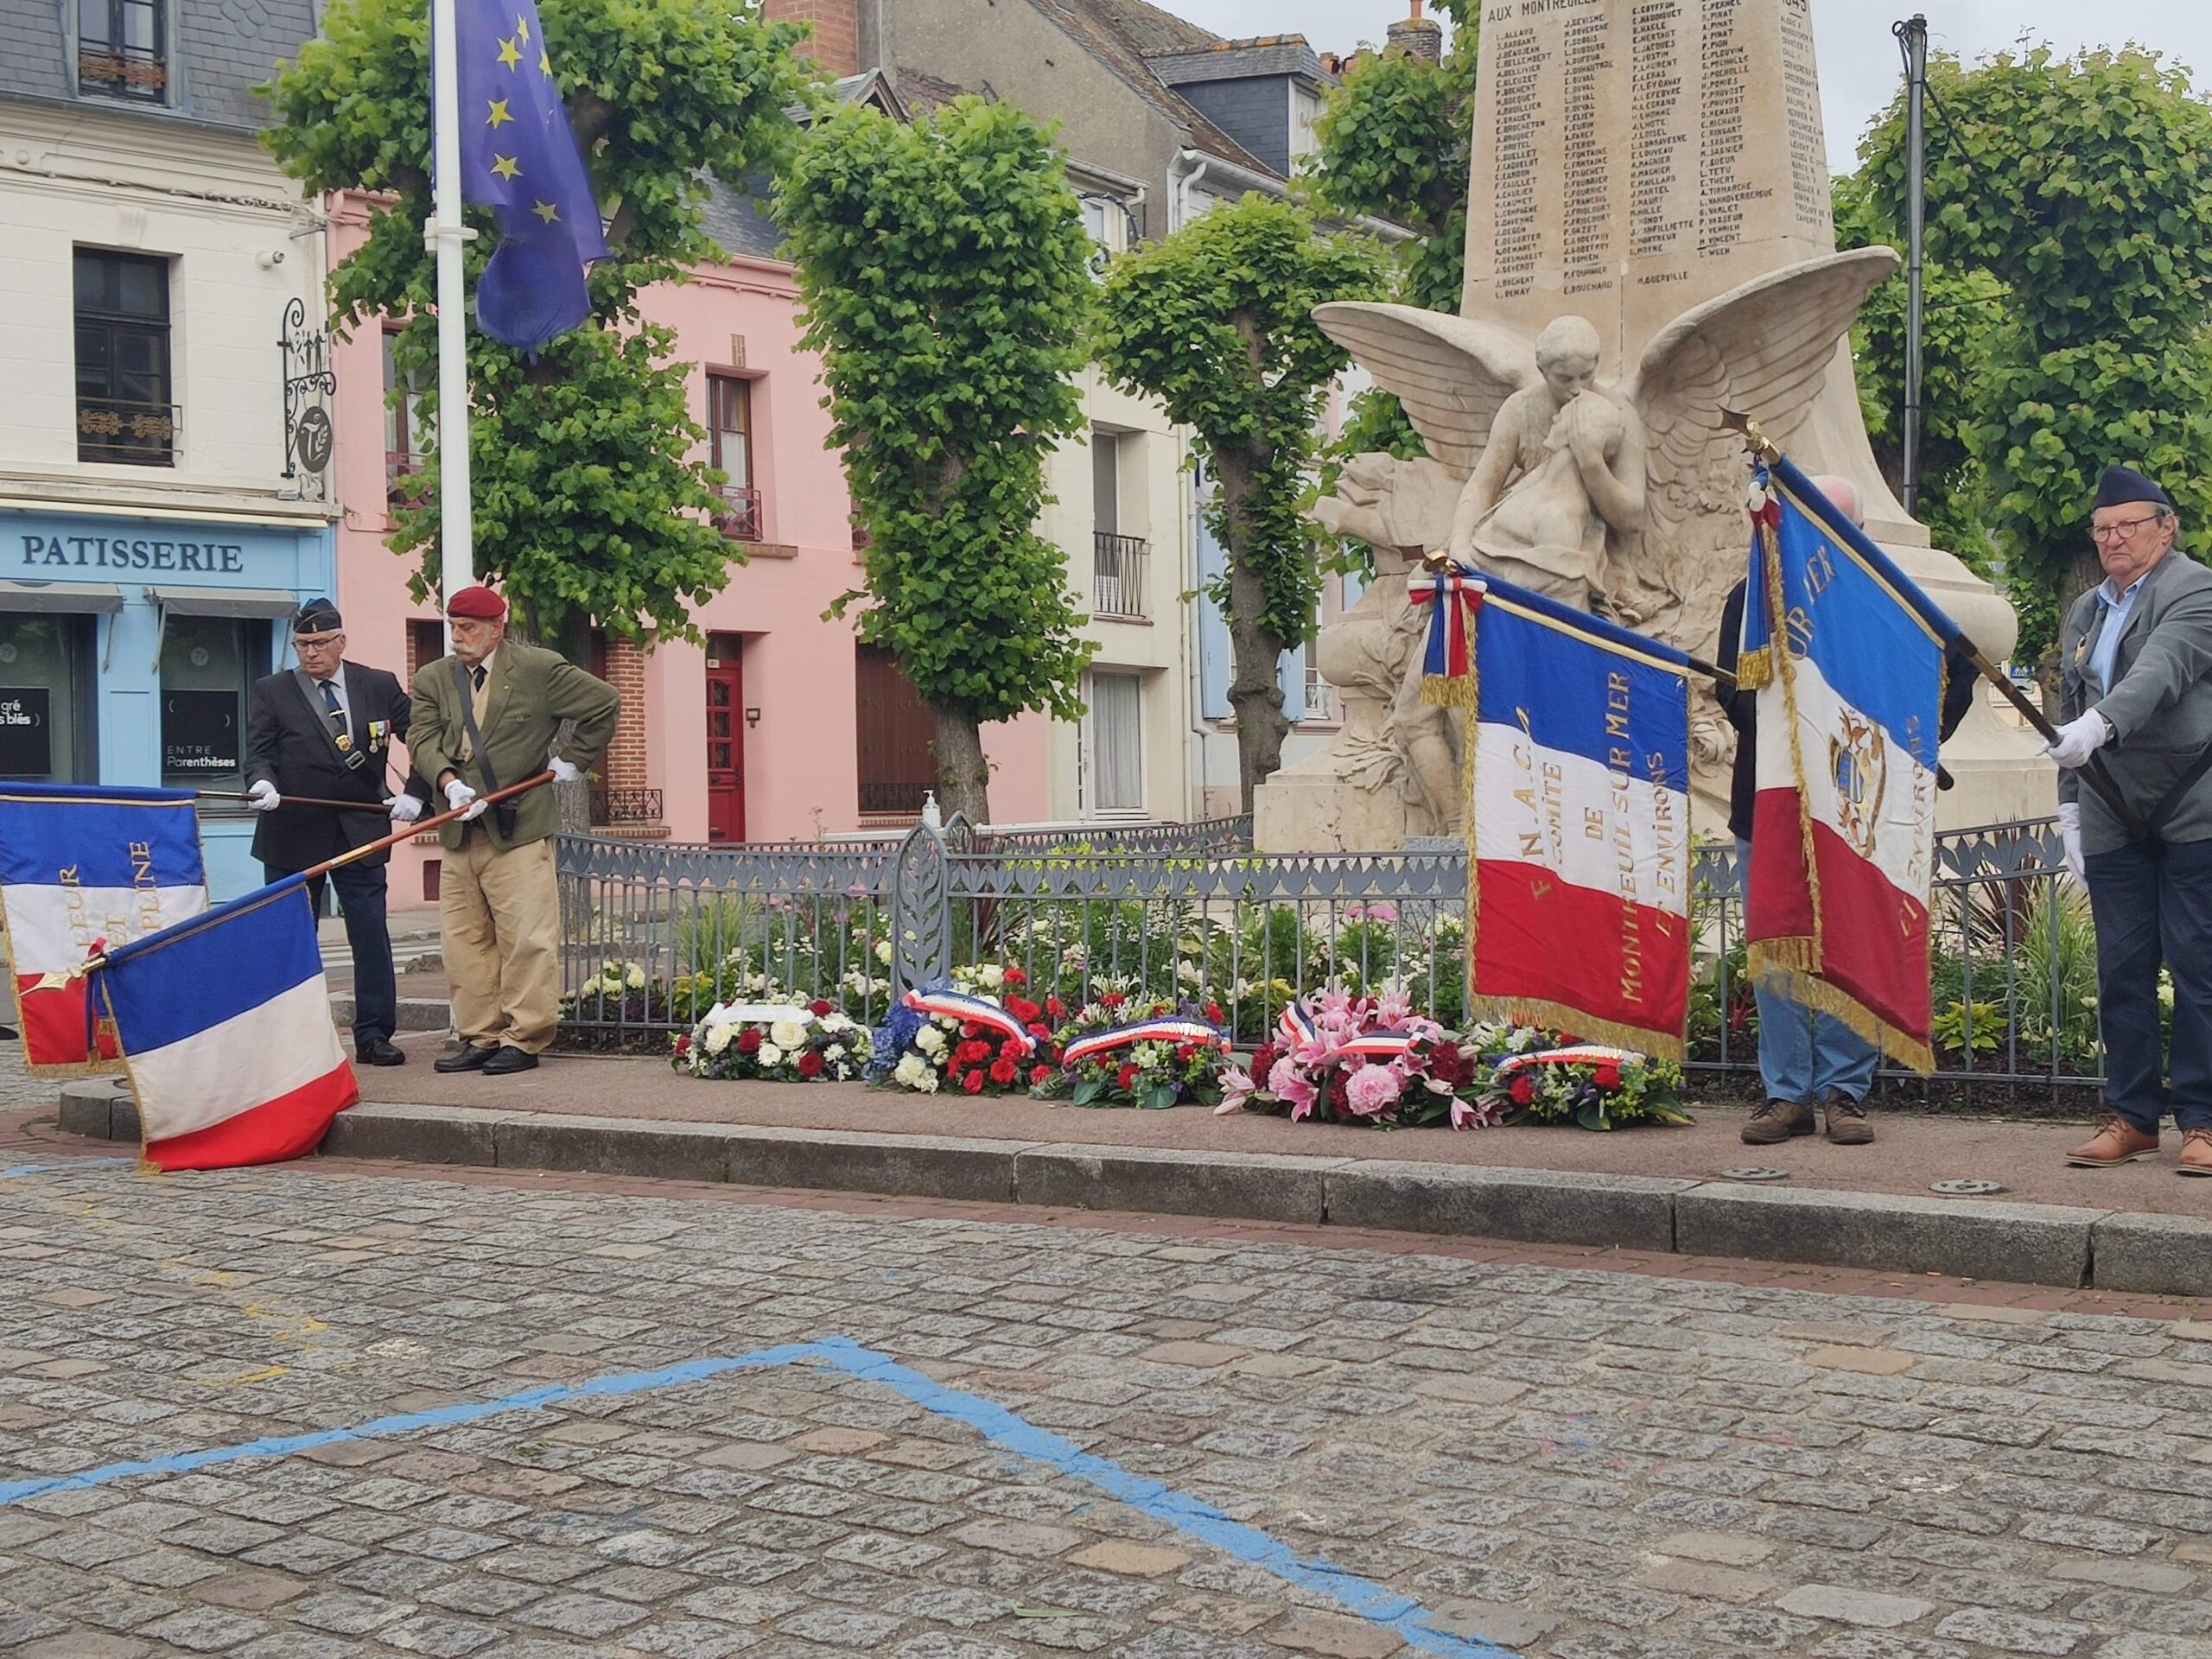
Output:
top-left (1823, 1091), bottom-right (1874, 1145)
top-left (1741, 1098), bottom-right (1815, 1145)
top-left (2066, 1114), bottom-right (2161, 1168)
top-left (2181, 1130), bottom-right (2212, 1178)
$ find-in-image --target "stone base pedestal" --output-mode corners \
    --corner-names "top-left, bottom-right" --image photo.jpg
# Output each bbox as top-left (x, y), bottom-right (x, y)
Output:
top-left (1254, 765), bottom-right (1425, 855)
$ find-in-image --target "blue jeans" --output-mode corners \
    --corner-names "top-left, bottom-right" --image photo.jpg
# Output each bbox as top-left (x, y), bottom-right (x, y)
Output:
top-left (2083, 836), bottom-right (2212, 1134)
top-left (1738, 840), bottom-right (1879, 1104)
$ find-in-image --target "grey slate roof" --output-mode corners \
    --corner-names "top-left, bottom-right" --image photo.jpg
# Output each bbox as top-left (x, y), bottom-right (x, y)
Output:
top-left (702, 176), bottom-right (784, 264)
top-left (1027, 0), bottom-right (1274, 176)
top-left (1145, 38), bottom-right (1333, 88)
top-left (0, 0), bottom-right (319, 133)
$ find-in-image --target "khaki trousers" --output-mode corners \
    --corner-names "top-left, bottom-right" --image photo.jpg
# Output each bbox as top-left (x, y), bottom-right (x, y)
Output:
top-left (441, 832), bottom-right (560, 1054)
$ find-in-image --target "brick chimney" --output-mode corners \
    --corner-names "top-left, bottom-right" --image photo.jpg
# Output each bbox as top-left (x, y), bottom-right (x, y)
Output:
top-left (763, 0), bottom-right (861, 79)
top-left (1385, 0), bottom-right (1442, 64)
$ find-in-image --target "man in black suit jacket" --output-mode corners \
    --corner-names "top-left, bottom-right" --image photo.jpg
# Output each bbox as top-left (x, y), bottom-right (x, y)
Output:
top-left (245, 600), bottom-right (427, 1065)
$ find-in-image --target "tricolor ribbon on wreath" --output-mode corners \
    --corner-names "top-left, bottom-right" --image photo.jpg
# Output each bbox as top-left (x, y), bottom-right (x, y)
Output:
top-left (1492, 1044), bottom-right (1641, 1081)
top-left (1274, 997), bottom-right (1417, 1064)
top-left (1060, 1017), bottom-right (1227, 1068)
top-left (900, 987), bottom-right (1037, 1056)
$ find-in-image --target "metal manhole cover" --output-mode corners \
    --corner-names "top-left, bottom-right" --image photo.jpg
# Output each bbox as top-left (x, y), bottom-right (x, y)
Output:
top-left (1717, 1167), bottom-right (1791, 1182)
top-left (1930, 1179), bottom-right (2006, 1197)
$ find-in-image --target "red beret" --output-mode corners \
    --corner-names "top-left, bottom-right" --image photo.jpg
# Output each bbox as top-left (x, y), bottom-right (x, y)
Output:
top-left (446, 585), bottom-right (508, 620)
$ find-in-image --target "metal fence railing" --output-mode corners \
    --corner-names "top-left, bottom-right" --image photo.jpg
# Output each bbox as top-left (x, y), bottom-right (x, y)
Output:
top-left (561, 813), bottom-right (2101, 1109)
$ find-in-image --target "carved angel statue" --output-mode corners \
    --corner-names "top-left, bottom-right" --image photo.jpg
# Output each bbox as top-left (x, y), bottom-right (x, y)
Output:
top-left (1305, 246), bottom-right (1900, 828)
top-left (1314, 245), bottom-right (1900, 642)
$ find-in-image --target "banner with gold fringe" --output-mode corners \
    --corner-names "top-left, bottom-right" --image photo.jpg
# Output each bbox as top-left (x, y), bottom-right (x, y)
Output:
top-left (1431, 567), bottom-right (1694, 1059)
top-left (1741, 457), bottom-right (1964, 1075)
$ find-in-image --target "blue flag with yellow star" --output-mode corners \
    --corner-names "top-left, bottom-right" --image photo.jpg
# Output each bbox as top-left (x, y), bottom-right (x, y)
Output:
top-left (452, 0), bottom-right (608, 352)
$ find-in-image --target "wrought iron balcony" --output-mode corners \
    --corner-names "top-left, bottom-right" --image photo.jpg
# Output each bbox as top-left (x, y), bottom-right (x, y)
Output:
top-left (1303, 665), bottom-right (1338, 722)
top-left (76, 397), bottom-right (177, 466)
top-left (1092, 531), bottom-right (1149, 620)
top-left (714, 484), bottom-right (763, 542)
top-left (386, 450), bottom-right (427, 506)
top-left (78, 43), bottom-right (167, 99)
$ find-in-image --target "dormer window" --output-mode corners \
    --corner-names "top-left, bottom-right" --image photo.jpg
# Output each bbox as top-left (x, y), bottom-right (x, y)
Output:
top-left (79, 0), bottom-right (167, 102)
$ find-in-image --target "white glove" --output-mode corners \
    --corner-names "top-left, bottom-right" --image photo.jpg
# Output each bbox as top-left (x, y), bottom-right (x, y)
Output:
top-left (387, 793), bottom-right (424, 825)
top-left (549, 757), bottom-right (581, 785)
top-left (2044, 711), bottom-right (2112, 770)
top-left (443, 779), bottom-right (486, 822)
top-left (247, 780), bottom-right (281, 812)
top-left (2059, 802), bottom-right (2087, 884)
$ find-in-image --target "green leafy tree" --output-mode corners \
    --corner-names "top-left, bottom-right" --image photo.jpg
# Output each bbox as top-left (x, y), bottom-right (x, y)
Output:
top-left (1830, 169), bottom-right (2004, 572)
top-left (777, 97), bottom-right (1096, 825)
top-left (263, 0), bottom-right (812, 656)
top-left (1306, 4), bottom-right (1476, 563)
top-left (1853, 46), bottom-right (2212, 658)
top-left (1095, 195), bottom-right (1388, 804)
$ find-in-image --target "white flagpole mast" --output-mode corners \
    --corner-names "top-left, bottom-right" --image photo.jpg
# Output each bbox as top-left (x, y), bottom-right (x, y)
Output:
top-left (428, 0), bottom-right (474, 650)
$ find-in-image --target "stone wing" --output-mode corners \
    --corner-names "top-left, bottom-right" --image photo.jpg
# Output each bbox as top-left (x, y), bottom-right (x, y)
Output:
top-left (1628, 246), bottom-right (1901, 549)
top-left (1312, 302), bottom-right (1539, 479)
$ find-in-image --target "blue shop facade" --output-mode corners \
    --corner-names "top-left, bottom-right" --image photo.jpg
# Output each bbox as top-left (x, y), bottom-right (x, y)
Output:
top-left (1, 506), bottom-right (339, 899)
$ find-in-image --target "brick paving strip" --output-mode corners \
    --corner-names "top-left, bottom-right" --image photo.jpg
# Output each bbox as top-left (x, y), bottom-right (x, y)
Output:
top-left (1, 1153), bottom-right (2211, 1656)
top-left (35, 1033), bottom-right (2212, 1297)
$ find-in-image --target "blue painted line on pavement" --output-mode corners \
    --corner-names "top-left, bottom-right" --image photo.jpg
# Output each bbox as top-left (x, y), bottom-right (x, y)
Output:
top-left (0, 1335), bottom-right (1516, 1659)
top-left (0, 1157), bottom-right (133, 1179)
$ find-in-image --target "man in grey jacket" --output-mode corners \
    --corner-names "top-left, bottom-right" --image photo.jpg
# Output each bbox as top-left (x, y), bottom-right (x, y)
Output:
top-left (2050, 465), bottom-right (2212, 1175)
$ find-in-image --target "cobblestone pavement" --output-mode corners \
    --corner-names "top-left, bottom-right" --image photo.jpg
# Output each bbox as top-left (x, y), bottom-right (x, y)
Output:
top-left (1, 1157), bottom-right (2211, 1659)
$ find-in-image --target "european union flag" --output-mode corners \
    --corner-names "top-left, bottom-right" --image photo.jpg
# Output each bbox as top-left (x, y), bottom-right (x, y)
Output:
top-left (452, 0), bottom-right (608, 352)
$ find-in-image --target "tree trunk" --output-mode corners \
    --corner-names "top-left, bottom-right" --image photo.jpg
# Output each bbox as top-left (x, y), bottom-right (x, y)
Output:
top-left (931, 706), bottom-right (990, 828)
top-left (2044, 542), bottom-right (2105, 720)
top-left (1214, 453), bottom-right (1293, 810)
top-left (520, 607), bottom-right (595, 835)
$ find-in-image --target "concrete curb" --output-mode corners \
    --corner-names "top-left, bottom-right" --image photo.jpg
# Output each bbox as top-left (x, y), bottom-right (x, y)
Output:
top-left (48, 1084), bottom-right (2209, 1296)
top-left (327, 995), bottom-right (450, 1033)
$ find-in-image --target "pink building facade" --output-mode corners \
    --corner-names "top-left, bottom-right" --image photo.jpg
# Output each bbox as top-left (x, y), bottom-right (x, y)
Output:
top-left (323, 192), bottom-right (1047, 909)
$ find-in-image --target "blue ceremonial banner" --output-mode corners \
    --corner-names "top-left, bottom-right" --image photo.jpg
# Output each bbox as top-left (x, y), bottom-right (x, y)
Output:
top-left (1456, 574), bottom-right (1694, 1056)
top-left (452, 0), bottom-right (608, 351)
top-left (1739, 454), bottom-right (1965, 1074)
top-left (0, 784), bottom-right (207, 1074)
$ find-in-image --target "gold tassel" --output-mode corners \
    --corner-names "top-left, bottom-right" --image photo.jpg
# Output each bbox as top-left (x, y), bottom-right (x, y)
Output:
top-left (1468, 995), bottom-right (1686, 1062)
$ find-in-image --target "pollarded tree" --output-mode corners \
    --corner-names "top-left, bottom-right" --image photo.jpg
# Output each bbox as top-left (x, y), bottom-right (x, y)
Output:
top-left (1095, 195), bottom-right (1388, 805)
top-left (263, 0), bottom-right (814, 655)
top-left (777, 96), bottom-right (1097, 825)
top-left (1854, 46), bottom-right (2212, 649)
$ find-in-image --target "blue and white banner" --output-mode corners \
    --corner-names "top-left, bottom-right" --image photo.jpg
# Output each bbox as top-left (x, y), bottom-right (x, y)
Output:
top-left (0, 784), bottom-right (207, 1074)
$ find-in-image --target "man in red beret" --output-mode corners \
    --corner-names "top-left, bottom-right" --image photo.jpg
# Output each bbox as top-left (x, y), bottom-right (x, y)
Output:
top-left (407, 585), bottom-right (620, 1075)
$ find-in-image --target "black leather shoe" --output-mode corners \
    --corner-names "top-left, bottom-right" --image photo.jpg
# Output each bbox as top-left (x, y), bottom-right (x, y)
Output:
top-left (434, 1046), bottom-right (496, 1073)
top-left (481, 1046), bottom-right (539, 1076)
top-left (356, 1038), bottom-right (408, 1067)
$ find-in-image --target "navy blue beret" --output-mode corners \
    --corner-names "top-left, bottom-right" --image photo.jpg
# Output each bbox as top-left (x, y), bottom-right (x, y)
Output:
top-left (2094, 466), bottom-right (2175, 512)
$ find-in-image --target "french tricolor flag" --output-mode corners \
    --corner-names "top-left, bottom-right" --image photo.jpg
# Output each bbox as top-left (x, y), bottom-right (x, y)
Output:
top-left (92, 876), bottom-right (358, 1172)
top-left (1462, 575), bottom-right (1694, 1058)
top-left (0, 785), bottom-right (207, 1076)
top-left (1740, 457), bottom-right (1959, 1074)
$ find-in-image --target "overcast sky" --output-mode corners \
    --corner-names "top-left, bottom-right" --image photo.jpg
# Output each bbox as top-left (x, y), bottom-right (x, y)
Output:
top-left (1164, 0), bottom-right (2212, 172)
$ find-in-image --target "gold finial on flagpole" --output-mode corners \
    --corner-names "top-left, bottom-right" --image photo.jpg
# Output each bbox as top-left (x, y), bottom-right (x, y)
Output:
top-left (1721, 408), bottom-right (1780, 463)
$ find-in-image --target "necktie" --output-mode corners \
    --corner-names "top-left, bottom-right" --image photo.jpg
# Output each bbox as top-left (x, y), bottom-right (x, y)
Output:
top-left (319, 678), bottom-right (345, 740)
top-left (472, 665), bottom-right (487, 692)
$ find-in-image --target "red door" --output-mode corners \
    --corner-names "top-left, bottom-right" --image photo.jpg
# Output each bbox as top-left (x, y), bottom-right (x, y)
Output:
top-left (706, 634), bottom-right (745, 843)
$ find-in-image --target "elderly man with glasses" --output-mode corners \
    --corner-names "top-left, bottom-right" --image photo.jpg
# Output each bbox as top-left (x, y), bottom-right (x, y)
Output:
top-left (244, 599), bottom-right (429, 1067)
top-left (2049, 467), bottom-right (2212, 1175)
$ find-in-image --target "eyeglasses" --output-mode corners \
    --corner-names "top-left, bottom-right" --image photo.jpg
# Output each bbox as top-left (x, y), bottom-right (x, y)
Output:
top-left (295, 633), bottom-right (344, 651)
top-left (2089, 513), bottom-right (2170, 545)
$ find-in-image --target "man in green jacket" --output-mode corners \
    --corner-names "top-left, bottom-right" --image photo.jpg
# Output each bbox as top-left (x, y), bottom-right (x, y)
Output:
top-left (410, 585), bottom-right (620, 1076)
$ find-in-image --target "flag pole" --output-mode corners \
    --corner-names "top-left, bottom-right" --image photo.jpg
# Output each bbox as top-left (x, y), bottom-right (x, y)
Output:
top-left (41, 774), bottom-right (556, 993)
top-left (196, 791), bottom-right (412, 812)
top-left (429, 0), bottom-right (475, 652)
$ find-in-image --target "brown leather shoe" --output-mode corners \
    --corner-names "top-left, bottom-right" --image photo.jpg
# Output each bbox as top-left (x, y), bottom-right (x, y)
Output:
top-left (1824, 1091), bottom-right (1874, 1145)
top-left (2181, 1129), bottom-right (2212, 1178)
top-left (2067, 1114), bottom-right (2161, 1167)
top-left (1742, 1098), bottom-right (1815, 1145)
